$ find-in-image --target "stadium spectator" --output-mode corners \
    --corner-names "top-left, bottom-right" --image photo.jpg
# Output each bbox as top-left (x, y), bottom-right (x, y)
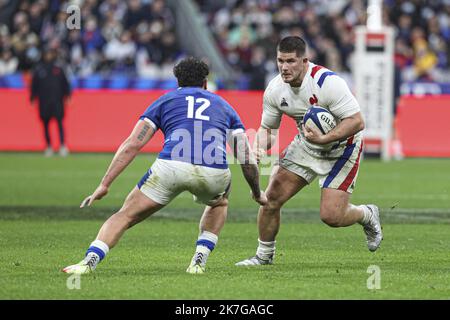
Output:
top-left (10, 12), bottom-right (40, 71)
top-left (247, 45), bottom-right (267, 90)
top-left (81, 16), bottom-right (104, 55)
top-left (145, 0), bottom-right (175, 24)
top-left (0, 0), bottom-right (449, 87)
top-left (99, 0), bottom-right (127, 22)
top-left (65, 29), bottom-right (86, 74)
top-left (103, 30), bottom-right (136, 73)
top-left (101, 9), bottom-right (124, 42)
top-left (135, 18), bottom-right (180, 79)
top-left (124, 0), bottom-right (145, 30)
top-left (0, 49), bottom-right (18, 75)
top-left (28, 2), bottom-right (45, 35)
top-left (30, 48), bottom-right (71, 157)
top-left (411, 27), bottom-right (438, 80)
top-left (196, 0), bottom-right (450, 86)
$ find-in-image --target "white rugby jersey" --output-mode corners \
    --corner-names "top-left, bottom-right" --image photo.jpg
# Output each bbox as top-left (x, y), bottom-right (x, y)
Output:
top-left (261, 62), bottom-right (362, 153)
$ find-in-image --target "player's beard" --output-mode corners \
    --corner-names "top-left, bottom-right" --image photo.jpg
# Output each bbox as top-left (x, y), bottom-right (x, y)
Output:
top-left (282, 72), bottom-right (302, 87)
top-left (282, 67), bottom-right (306, 87)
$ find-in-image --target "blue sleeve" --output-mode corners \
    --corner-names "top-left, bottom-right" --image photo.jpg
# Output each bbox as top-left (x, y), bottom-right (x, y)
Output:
top-left (228, 106), bottom-right (245, 132)
top-left (139, 94), bottom-right (168, 129)
top-left (220, 99), bottom-right (245, 132)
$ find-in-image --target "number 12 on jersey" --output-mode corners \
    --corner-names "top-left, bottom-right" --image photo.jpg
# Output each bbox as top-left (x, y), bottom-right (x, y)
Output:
top-left (186, 96), bottom-right (210, 121)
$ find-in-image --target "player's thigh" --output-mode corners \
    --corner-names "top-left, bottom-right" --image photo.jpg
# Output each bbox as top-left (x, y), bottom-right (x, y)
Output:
top-left (119, 187), bottom-right (165, 223)
top-left (137, 159), bottom-right (184, 206)
top-left (265, 165), bottom-right (309, 206)
top-left (318, 141), bottom-right (362, 220)
top-left (267, 140), bottom-right (316, 206)
top-left (191, 167), bottom-right (232, 206)
top-left (319, 188), bottom-right (350, 220)
top-left (319, 138), bottom-right (364, 194)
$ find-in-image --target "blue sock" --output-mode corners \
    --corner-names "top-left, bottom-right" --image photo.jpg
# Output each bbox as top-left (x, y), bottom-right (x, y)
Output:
top-left (85, 239), bottom-right (110, 261)
top-left (192, 231), bottom-right (218, 266)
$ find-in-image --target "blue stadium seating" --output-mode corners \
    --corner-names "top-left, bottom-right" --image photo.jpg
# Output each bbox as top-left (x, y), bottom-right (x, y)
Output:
top-left (133, 78), bottom-right (158, 90)
top-left (3, 74), bottom-right (24, 88)
top-left (108, 75), bottom-right (129, 89)
top-left (82, 75), bottom-right (104, 89)
top-left (236, 75), bottom-right (250, 90)
top-left (0, 73), bottom-right (231, 91)
top-left (70, 77), bottom-right (79, 89)
top-left (159, 79), bottom-right (178, 89)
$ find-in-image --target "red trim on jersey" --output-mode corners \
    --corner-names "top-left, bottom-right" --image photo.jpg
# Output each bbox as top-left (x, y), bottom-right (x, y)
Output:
top-left (346, 135), bottom-right (354, 146)
top-left (338, 141), bottom-right (363, 191)
top-left (366, 33), bottom-right (385, 41)
top-left (309, 94), bottom-right (318, 105)
top-left (311, 65), bottom-right (324, 78)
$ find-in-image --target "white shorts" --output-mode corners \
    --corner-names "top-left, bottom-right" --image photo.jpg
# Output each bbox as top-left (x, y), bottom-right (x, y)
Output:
top-left (279, 136), bottom-right (364, 193)
top-left (137, 159), bottom-right (231, 206)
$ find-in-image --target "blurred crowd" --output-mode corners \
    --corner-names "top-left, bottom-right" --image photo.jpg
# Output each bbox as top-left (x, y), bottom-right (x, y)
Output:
top-left (0, 0), bottom-right (182, 78)
top-left (196, 0), bottom-right (450, 88)
top-left (0, 0), bottom-right (449, 89)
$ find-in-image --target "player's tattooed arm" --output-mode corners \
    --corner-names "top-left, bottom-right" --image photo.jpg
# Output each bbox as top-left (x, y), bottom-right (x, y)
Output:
top-left (240, 163), bottom-right (261, 198)
top-left (129, 119), bottom-right (156, 147)
top-left (137, 124), bottom-right (151, 141)
top-left (82, 120), bottom-right (156, 206)
top-left (99, 120), bottom-right (155, 188)
top-left (231, 133), bottom-right (263, 200)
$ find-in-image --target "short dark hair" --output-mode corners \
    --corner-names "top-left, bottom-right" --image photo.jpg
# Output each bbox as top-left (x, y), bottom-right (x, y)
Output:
top-left (277, 36), bottom-right (306, 57)
top-left (173, 57), bottom-right (209, 87)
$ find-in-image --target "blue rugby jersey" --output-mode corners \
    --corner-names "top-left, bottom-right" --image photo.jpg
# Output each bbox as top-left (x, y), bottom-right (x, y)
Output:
top-left (140, 87), bottom-right (245, 169)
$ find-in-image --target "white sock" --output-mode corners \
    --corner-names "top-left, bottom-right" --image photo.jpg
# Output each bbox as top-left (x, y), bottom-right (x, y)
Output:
top-left (192, 231), bottom-right (218, 266)
top-left (84, 252), bottom-right (101, 270)
top-left (256, 239), bottom-right (276, 261)
top-left (85, 239), bottom-right (110, 264)
top-left (358, 205), bottom-right (372, 225)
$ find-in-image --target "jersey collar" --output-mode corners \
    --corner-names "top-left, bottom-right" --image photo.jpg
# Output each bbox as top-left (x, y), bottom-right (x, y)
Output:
top-left (289, 62), bottom-right (312, 94)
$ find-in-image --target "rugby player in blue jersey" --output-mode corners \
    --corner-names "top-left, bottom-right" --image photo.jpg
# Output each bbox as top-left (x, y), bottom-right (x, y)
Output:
top-left (63, 57), bottom-right (266, 275)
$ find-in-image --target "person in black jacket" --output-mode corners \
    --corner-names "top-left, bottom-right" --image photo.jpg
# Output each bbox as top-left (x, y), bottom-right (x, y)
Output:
top-left (31, 48), bottom-right (71, 156)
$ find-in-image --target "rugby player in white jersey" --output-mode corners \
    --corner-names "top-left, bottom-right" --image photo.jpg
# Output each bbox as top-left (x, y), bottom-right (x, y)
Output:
top-left (236, 36), bottom-right (382, 266)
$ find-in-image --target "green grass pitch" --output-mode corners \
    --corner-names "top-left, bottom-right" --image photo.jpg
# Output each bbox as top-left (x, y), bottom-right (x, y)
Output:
top-left (0, 153), bottom-right (449, 299)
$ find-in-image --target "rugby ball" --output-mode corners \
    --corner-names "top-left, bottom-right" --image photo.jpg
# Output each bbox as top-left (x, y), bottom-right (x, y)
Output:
top-left (302, 106), bottom-right (337, 150)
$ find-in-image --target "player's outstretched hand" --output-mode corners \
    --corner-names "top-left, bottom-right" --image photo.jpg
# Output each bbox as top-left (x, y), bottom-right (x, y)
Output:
top-left (80, 184), bottom-right (109, 208)
top-left (252, 190), bottom-right (268, 206)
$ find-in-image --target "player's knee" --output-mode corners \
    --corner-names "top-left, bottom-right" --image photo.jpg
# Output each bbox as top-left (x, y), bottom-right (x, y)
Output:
top-left (264, 192), bottom-right (284, 212)
top-left (320, 208), bottom-right (344, 227)
top-left (266, 193), bottom-right (283, 209)
top-left (216, 197), bottom-right (229, 207)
